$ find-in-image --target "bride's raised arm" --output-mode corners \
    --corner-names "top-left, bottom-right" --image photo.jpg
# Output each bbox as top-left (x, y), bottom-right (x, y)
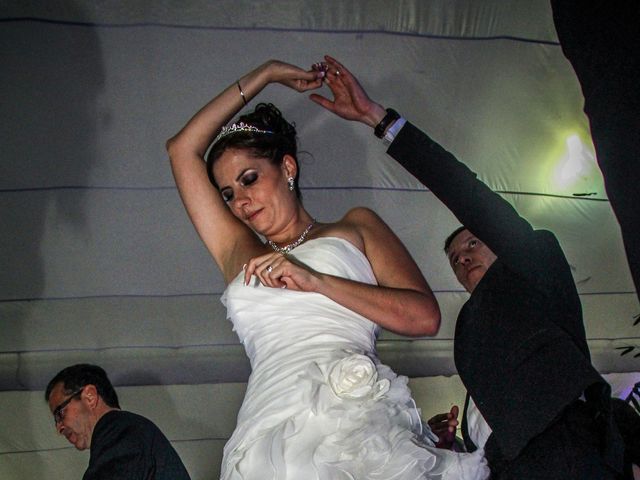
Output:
top-left (166, 61), bottom-right (322, 281)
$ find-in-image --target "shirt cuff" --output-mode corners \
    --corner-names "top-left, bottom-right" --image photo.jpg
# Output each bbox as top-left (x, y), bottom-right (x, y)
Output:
top-left (382, 117), bottom-right (407, 145)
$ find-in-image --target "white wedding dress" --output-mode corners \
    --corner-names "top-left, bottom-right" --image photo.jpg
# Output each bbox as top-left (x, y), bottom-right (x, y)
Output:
top-left (220, 237), bottom-right (488, 479)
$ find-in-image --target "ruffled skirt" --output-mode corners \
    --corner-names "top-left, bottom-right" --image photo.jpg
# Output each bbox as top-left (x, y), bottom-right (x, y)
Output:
top-left (220, 351), bottom-right (488, 480)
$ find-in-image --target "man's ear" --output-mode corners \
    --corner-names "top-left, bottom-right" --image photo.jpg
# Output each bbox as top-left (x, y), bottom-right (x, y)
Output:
top-left (83, 384), bottom-right (99, 408)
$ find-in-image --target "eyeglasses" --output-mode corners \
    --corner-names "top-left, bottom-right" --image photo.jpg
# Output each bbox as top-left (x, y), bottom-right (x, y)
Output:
top-left (52, 387), bottom-right (84, 425)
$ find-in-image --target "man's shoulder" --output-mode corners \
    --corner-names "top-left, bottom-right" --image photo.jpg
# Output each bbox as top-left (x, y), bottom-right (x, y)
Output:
top-left (100, 409), bottom-right (149, 424)
top-left (85, 410), bottom-right (190, 480)
top-left (95, 410), bottom-right (162, 441)
top-left (108, 409), bottom-right (152, 423)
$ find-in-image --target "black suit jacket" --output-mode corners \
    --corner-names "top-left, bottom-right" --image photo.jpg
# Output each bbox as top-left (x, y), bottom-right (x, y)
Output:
top-left (84, 410), bottom-right (191, 480)
top-left (387, 122), bottom-right (605, 461)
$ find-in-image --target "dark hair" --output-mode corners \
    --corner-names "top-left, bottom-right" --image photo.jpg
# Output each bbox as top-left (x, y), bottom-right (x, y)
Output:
top-left (45, 364), bottom-right (120, 409)
top-left (206, 103), bottom-right (301, 198)
top-left (444, 225), bottom-right (468, 253)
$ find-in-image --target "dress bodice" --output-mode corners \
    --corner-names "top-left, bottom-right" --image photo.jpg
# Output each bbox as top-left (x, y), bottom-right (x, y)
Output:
top-left (222, 237), bottom-right (380, 372)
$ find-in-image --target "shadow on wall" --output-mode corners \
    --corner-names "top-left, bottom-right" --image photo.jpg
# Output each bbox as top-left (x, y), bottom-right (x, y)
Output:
top-left (0, 0), bottom-right (104, 474)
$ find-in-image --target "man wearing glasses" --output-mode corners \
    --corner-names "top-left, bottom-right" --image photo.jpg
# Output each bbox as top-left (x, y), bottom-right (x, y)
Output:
top-left (45, 364), bottom-right (191, 479)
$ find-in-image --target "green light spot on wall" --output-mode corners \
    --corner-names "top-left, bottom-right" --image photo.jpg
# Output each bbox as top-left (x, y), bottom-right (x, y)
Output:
top-left (552, 134), bottom-right (597, 192)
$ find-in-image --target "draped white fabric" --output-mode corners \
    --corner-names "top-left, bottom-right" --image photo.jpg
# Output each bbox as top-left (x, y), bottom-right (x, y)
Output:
top-left (1, 1), bottom-right (638, 478)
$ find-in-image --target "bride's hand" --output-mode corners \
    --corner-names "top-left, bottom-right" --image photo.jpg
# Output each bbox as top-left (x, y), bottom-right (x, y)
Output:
top-left (244, 251), bottom-right (322, 291)
top-left (262, 60), bottom-right (325, 93)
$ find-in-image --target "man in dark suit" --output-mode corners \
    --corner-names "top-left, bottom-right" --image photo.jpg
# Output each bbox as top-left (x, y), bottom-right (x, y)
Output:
top-left (45, 364), bottom-right (191, 480)
top-left (311, 55), bottom-right (624, 479)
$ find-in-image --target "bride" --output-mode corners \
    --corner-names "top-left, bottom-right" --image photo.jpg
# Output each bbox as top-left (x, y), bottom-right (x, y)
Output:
top-left (167, 59), bottom-right (488, 479)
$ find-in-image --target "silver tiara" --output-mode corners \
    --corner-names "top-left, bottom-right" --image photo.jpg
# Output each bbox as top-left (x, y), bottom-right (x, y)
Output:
top-left (212, 122), bottom-right (273, 146)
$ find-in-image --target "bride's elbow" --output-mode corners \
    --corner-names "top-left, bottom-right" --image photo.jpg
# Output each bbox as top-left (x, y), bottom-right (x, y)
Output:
top-left (414, 302), bottom-right (441, 337)
top-left (165, 135), bottom-right (180, 157)
top-left (165, 135), bottom-right (195, 168)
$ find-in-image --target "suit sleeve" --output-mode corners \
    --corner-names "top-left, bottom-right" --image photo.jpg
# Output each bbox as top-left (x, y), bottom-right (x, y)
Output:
top-left (386, 122), bottom-right (572, 297)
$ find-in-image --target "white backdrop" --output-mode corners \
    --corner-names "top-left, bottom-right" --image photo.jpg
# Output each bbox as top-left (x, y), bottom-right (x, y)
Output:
top-left (1, 1), bottom-right (639, 478)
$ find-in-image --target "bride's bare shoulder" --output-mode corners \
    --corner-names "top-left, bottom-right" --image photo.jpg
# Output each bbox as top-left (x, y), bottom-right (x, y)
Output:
top-left (310, 207), bottom-right (384, 253)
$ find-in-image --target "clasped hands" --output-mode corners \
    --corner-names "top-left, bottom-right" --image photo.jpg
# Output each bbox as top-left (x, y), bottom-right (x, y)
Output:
top-left (266, 55), bottom-right (386, 128)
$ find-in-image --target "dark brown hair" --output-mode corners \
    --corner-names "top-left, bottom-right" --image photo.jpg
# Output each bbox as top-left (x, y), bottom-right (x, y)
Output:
top-left (206, 103), bottom-right (301, 198)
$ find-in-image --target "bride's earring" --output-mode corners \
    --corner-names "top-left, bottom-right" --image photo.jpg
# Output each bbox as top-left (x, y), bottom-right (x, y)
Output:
top-left (287, 176), bottom-right (295, 192)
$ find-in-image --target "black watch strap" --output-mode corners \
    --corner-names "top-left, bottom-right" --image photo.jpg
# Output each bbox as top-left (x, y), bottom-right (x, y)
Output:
top-left (374, 108), bottom-right (400, 138)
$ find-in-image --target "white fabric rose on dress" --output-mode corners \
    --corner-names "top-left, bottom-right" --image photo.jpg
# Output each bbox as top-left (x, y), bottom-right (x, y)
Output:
top-left (328, 354), bottom-right (390, 400)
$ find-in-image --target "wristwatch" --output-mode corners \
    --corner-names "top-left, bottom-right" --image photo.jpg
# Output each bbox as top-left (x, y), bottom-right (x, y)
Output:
top-left (374, 108), bottom-right (400, 138)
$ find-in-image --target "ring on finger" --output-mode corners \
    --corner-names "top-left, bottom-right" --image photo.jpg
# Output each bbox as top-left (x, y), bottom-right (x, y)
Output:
top-left (335, 70), bottom-right (341, 76)
top-left (266, 265), bottom-right (273, 273)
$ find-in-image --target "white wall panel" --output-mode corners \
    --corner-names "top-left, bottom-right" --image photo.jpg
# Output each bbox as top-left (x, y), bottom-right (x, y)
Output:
top-left (1, 1), bottom-right (638, 477)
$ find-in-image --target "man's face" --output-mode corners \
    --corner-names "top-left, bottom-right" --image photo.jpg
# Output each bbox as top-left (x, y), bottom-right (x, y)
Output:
top-left (48, 383), bottom-right (94, 450)
top-left (446, 229), bottom-right (497, 293)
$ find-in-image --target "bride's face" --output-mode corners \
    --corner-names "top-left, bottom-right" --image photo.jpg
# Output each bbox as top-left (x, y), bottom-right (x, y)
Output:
top-left (213, 147), bottom-right (297, 236)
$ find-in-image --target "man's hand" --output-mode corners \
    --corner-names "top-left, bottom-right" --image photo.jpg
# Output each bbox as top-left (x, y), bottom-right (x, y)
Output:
top-left (428, 405), bottom-right (459, 449)
top-left (309, 55), bottom-right (386, 128)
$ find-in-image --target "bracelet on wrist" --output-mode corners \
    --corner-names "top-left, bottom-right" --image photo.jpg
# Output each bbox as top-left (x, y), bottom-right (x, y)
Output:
top-left (237, 80), bottom-right (248, 106)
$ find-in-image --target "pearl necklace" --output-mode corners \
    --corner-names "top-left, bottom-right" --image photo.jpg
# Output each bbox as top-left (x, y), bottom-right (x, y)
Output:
top-left (268, 220), bottom-right (315, 254)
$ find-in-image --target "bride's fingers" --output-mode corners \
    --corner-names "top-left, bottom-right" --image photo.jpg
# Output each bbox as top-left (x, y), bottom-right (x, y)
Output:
top-left (284, 72), bottom-right (325, 92)
top-left (244, 253), bottom-right (278, 285)
top-left (243, 260), bottom-right (255, 286)
top-left (257, 255), bottom-right (289, 288)
top-left (311, 61), bottom-right (329, 74)
top-left (269, 257), bottom-right (311, 289)
top-left (260, 260), bottom-right (280, 287)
